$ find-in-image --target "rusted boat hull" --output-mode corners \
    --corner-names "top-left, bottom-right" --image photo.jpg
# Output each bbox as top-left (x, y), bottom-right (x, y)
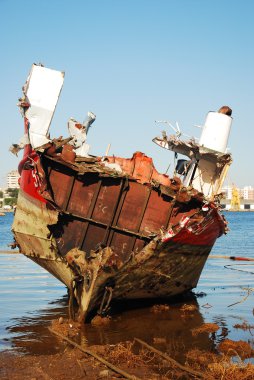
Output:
top-left (12, 151), bottom-right (225, 320)
top-left (11, 64), bottom-right (232, 322)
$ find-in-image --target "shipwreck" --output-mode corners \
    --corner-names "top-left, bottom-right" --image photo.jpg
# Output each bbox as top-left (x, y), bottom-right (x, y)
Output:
top-left (11, 64), bottom-right (233, 322)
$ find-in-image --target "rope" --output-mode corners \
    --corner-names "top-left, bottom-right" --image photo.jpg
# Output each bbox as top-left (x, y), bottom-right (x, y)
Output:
top-left (134, 338), bottom-right (204, 378)
top-left (224, 263), bottom-right (254, 275)
top-left (49, 327), bottom-right (141, 380)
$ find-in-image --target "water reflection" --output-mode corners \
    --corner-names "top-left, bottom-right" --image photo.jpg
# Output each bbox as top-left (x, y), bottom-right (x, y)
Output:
top-left (81, 298), bottom-right (216, 362)
top-left (3, 296), bottom-right (68, 354)
top-left (5, 293), bottom-right (217, 360)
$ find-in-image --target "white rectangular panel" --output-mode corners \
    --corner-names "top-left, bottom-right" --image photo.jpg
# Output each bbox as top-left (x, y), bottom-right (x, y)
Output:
top-left (24, 64), bottom-right (65, 148)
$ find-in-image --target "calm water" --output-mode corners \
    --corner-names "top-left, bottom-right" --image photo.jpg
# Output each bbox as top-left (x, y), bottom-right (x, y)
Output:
top-left (1, 211), bottom-right (254, 356)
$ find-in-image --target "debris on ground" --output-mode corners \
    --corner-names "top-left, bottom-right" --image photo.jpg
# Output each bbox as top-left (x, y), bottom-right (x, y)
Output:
top-left (191, 323), bottom-right (220, 336)
top-left (218, 339), bottom-right (254, 360)
top-left (2, 339), bottom-right (254, 379)
top-left (150, 304), bottom-right (170, 313)
top-left (91, 315), bottom-right (112, 326)
top-left (186, 348), bottom-right (254, 379)
top-left (233, 322), bottom-right (254, 330)
top-left (180, 304), bottom-right (198, 313)
top-left (51, 318), bottom-right (81, 339)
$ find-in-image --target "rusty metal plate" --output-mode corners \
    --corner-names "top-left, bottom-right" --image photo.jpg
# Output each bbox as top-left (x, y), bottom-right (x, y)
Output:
top-left (116, 181), bottom-right (149, 231)
top-left (140, 190), bottom-right (171, 233)
top-left (67, 176), bottom-right (99, 217)
top-left (91, 178), bottom-right (122, 224)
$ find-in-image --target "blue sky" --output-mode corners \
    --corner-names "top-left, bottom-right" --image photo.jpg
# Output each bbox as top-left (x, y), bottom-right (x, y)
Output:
top-left (1, 0), bottom-right (253, 188)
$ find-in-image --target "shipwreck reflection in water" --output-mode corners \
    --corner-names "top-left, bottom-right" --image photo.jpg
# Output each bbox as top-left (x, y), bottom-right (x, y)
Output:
top-left (5, 293), bottom-right (216, 360)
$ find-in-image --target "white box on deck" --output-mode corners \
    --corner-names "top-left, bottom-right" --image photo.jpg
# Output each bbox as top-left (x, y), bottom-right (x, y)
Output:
top-left (25, 64), bottom-right (65, 148)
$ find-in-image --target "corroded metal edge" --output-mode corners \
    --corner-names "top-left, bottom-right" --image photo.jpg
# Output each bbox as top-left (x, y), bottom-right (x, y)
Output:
top-left (12, 189), bottom-right (73, 287)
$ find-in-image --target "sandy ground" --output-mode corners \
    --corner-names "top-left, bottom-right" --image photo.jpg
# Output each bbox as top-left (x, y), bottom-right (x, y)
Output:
top-left (0, 349), bottom-right (105, 380)
top-left (0, 345), bottom-right (162, 380)
top-left (2, 342), bottom-right (254, 380)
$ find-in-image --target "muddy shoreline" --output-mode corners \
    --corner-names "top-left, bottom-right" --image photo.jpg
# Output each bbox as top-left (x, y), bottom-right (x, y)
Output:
top-left (2, 316), bottom-right (254, 380)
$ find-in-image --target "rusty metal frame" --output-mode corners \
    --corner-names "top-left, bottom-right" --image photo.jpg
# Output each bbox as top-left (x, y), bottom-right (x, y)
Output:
top-left (100, 178), bottom-right (129, 247)
top-left (103, 178), bottom-right (129, 247)
top-left (128, 185), bottom-right (152, 252)
top-left (78, 179), bottom-right (103, 249)
top-left (62, 175), bottom-right (76, 211)
top-left (62, 212), bottom-right (151, 241)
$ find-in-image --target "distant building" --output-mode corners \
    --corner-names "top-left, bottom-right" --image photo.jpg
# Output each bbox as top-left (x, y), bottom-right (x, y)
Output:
top-left (240, 186), bottom-right (254, 200)
top-left (222, 185), bottom-right (254, 201)
top-left (7, 170), bottom-right (20, 189)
